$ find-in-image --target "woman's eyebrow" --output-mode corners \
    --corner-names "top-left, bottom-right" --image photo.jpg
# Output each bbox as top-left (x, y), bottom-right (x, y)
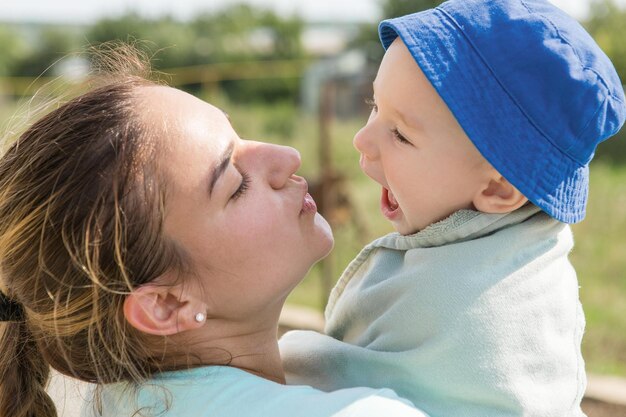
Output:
top-left (208, 140), bottom-right (234, 197)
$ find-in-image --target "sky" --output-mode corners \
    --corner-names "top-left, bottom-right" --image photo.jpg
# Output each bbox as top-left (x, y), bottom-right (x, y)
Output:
top-left (0, 0), bottom-right (620, 24)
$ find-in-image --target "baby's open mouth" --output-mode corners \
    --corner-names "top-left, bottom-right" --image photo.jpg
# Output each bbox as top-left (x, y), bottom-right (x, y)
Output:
top-left (386, 188), bottom-right (399, 210)
top-left (381, 187), bottom-right (401, 220)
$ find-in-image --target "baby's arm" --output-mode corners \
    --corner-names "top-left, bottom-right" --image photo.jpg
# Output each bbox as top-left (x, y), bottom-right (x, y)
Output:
top-left (280, 330), bottom-right (354, 391)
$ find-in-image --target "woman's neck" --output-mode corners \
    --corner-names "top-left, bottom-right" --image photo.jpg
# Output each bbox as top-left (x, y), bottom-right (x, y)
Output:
top-left (176, 314), bottom-right (286, 384)
top-left (227, 332), bottom-right (285, 384)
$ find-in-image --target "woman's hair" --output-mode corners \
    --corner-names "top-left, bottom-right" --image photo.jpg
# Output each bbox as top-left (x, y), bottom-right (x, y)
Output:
top-left (0, 45), bottom-right (189, 417)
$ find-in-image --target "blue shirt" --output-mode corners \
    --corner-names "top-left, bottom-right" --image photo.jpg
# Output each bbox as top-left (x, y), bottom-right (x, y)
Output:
top-left (81, 365), bottom-right (429, 417)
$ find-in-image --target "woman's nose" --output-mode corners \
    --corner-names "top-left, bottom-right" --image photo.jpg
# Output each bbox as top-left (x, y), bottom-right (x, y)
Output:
top-left (242, 141), bottom-right (301, 189)
top-left (353, 124), bottom-right (379, 160)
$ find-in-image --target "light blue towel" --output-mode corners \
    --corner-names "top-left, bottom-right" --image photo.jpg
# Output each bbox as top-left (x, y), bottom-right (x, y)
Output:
top-left (281, 205), bottom-right (587, 417)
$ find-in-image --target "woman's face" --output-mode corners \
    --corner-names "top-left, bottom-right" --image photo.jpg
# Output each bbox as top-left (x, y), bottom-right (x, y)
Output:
top-left (139, 86), bottom-right (333, 320)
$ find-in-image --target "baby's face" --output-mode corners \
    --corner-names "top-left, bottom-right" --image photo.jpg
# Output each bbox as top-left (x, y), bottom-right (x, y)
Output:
top-left (354, 38), bottom-right (492, 235)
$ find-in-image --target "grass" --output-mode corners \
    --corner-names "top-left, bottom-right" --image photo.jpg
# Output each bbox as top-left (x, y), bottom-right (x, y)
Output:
top-left (571, 163), bottom-right (626, 376)
top-left (2, 94), bottom-right (625, 377)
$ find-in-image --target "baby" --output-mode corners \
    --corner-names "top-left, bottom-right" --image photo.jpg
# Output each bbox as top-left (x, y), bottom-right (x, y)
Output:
top-left (280, 1), bottom-right (626, 416)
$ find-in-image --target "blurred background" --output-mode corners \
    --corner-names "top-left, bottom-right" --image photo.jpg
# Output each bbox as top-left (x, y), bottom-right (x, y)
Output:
top-left (0, 0), bottom-right (625, 379)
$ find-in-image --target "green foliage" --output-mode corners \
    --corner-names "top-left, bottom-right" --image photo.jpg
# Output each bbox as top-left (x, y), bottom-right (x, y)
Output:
top-left (351, 0), bottom-right (445, 64)
top-left (595, 129), bottom-right (626, 164)
top-left (12, 27), bottom-right (80, 77)
top-left (261, 102), bottom-right (297, 139)
top-left (571, 162), bottom-right (626, 375)
top-left (212, 97), bottom-right (298, 142)
top-left (586, 0), bottom-right (626, 84)
top-left (0, 26), bottom-right (29, 76)
top-left (1, 4), bottom-right (305, 103)
top-left (190, 5), bottom-right (266, 63)
top-left (185, 5), bottom-right (305, 103)
top-left (87, 14), bottom-right (197, 69)
top-left (84, 5), bottom-right (304, 71)
top-left (382, 0), bottom-right (444, 18)
top-left (584, 0), bottom-right (626, 164)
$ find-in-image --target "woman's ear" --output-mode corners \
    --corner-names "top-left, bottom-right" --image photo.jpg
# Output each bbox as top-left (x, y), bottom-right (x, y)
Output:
top-left (473, 174), bottom-right (528, 214)
top-left (123, 276), bottom-right (207, 336)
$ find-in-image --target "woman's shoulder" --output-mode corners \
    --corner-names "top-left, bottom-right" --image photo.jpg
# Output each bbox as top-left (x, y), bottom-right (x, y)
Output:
top-left (83, 365), bottom-right (427, 417)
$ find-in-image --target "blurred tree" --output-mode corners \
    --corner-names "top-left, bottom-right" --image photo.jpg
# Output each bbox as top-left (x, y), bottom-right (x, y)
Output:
top-left (83, 5), bottom-right (305, 103)
top-left (585, 0), bottom-right (626, 163)
top-left (350, 0), bottom-right (444, 69)
top-left (6, 4), bottom-right (303, 104)
top-left (585, 0), bottom-right (626, 83)
top-left (382, 0), bottom-right (444, 18)
top-left (12, 27), bottom-right (78, 77)
top-left (190, 4), bottom-right (305, 103)
top-left (189, 5), bottom-right (304, 62)
top-left (87, 13), bottom-right (147, 44)
top-left (87, 13), bottom-right (197, 69)
top-left (260, 11), bottom-right (304, 59)
top-left (191, 5), bottom-right (278, 62)
top-left (0, 26), bottom-right (29, 76)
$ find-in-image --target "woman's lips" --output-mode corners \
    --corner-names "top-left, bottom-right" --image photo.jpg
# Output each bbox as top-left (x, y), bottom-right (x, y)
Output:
top-left (381, 187), bottom-right (401, 220)
top-left (301, 192), bottom-right (317, 215)
top-left (293, 176), bottom-right (317, 215)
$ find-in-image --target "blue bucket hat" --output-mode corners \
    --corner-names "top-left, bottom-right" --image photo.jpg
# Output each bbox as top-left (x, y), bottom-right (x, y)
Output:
top-left (379, 0), bottom-right (626, 223)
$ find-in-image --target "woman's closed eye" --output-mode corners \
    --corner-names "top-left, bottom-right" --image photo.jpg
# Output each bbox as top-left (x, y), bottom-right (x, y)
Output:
top-left (231, 172), bottom-right (251, 201)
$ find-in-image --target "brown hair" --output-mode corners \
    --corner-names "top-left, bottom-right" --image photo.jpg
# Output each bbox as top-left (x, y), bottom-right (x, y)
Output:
top-left (0, 45), bottom-right (188, 417)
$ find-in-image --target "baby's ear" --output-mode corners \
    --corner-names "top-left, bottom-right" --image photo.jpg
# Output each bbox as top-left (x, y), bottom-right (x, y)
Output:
top-left (473, 175), bottom-right (528, 214)
top-left (123, 274), bottom-right (206, 336)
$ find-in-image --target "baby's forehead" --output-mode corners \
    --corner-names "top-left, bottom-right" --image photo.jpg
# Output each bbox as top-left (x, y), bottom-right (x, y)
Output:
top-left (375, 41), bottom-right (464, 134)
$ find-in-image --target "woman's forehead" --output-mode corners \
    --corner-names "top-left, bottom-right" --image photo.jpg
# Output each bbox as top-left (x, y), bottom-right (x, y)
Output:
top-left (137, 86), bottom-right (233, 151)
top-left (138, 86), bottom-right (228, 126)
top-left (140, 87), bottom-right (237, 193)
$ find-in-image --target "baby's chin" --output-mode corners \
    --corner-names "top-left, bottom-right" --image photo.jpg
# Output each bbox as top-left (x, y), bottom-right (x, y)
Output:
top-left (390, 218), bottom-right (421, 236)
top-left (393, 209), bottom-right (468, 235)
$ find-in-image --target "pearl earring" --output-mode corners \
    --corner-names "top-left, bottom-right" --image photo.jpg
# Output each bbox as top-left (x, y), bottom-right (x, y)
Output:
top-left (194, 312), bottom-right (206, 323)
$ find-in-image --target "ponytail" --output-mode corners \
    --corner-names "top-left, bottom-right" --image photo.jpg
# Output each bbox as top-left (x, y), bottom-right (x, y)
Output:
top-left (0, 319), bottom-right (57, 417)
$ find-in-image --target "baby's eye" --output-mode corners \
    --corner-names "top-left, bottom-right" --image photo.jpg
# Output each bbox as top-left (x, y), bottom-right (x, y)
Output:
top-left (391, 128), bottom-right (412, 145)
top-left (364, 97), bottom-right (378, 112)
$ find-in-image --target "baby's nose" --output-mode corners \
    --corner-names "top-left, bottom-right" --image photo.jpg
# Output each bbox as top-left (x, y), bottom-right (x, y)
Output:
top-left (353, 126), bottom-right (379, 159)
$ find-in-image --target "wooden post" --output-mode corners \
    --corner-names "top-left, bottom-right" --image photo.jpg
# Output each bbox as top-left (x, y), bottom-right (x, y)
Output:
top-left (318, 81), bottom-right (335, 309)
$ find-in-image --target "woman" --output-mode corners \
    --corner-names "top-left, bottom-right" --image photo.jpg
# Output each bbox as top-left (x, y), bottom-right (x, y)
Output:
top-left (0, 48), bottom-right (427, 417)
